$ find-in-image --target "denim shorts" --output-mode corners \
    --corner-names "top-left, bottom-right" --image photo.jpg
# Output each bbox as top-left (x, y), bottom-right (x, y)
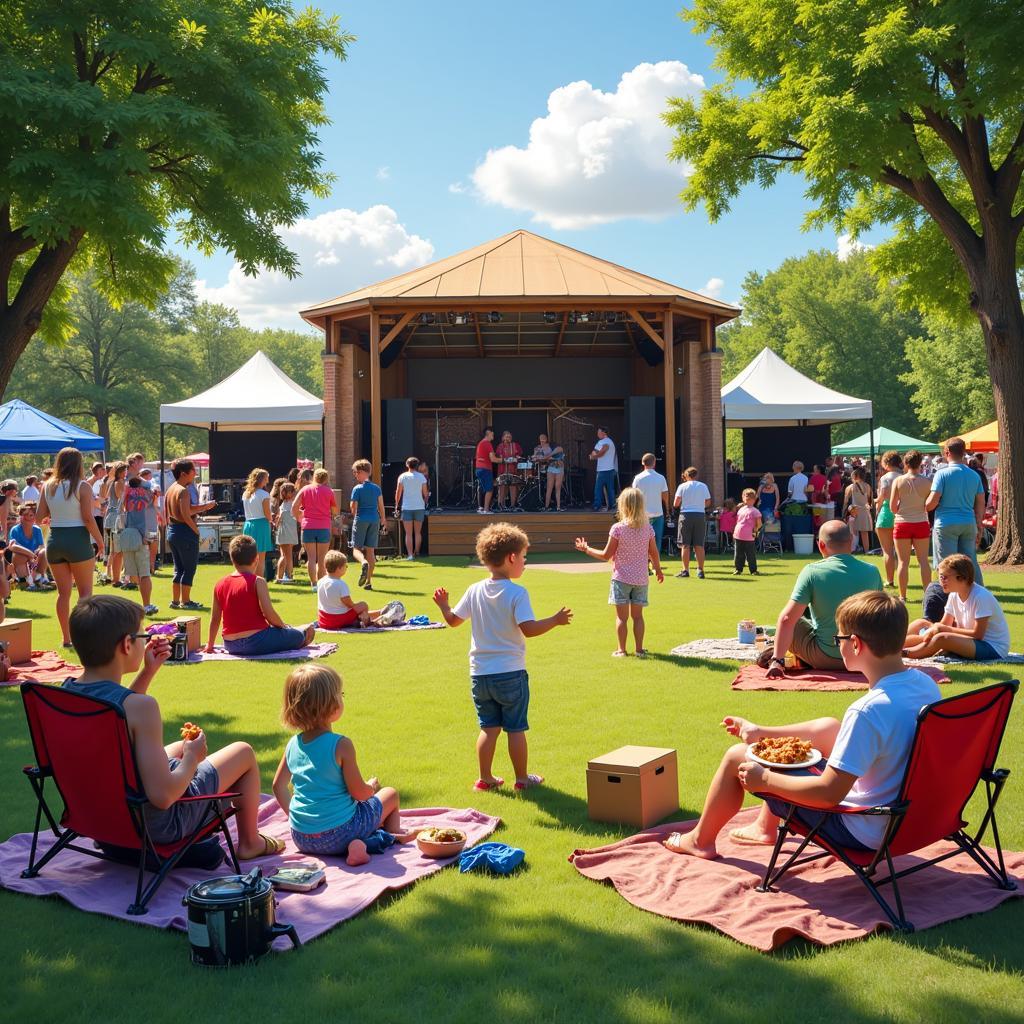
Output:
top-left (145, 757), bottom-right (220, 844)
top-left (401, 509), bottom-right (426, 522)
top-left (351, 520), bottom-right (380, 549)
top-left (290, 796), bottom-right (385, 856)
top-left (475, 468), bottom-right (493, 496)
top-left (471, 669), bottom-right (529, 732)
top-left (302, 527), bottom-right (330, 544)
top-left (609, 579), bottom-right (649, 606)
top-left (223, 626), bottom-right (306, 657)
top-left (973, 639), bottom-right (1001, 661)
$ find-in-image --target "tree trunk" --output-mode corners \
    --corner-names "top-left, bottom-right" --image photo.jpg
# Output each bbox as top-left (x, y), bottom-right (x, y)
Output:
top-left (969, 250), bottom-right (1024, 565)
top-left (94, 410), bottom-right (111, 450)
top-left (0, 232), bottom-right (85, 400)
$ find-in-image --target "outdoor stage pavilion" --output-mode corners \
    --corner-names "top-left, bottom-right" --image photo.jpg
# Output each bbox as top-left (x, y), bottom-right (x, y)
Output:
top-left (300, 230), bottom-right (740, 554)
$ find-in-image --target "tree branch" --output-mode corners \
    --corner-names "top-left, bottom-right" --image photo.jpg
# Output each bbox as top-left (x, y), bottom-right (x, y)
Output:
top-left (746, 153), bottom-right (805, 163)
top-left (994, 119), bottom-right (1024, 208)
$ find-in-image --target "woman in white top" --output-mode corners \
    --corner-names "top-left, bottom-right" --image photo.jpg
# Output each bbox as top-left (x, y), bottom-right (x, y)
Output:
top-left (394, 456), bottom-right (429, 559)
top-left (36, 447), bottom-right (105, 647)
top-left (241, 467), bottom-right (273, 577)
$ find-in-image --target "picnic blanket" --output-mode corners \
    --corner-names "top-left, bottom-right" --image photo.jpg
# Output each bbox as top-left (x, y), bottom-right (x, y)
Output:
top-left (671, 636), bottom-right (1024, 669)
top-left (0, 797), bottom-right (500, 949)
top-left (0, 650), bottom-right (83, 687)
top-left (163, 642), bottom-right (337, 665)
top-left (731, 663), bottom-right (951, 692)
top-left (569, 807), bottom-right (1024, 952)
top-left (316, 621), bottom-right (445, 635)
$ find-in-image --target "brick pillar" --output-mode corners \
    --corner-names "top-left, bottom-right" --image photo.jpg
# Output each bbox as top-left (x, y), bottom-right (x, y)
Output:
top-left (322, 346), bottom-right (358, 501)
top-left (700, 349), bottom-right (725, 505)
top-left (683, 342), bottom-right (705, 478)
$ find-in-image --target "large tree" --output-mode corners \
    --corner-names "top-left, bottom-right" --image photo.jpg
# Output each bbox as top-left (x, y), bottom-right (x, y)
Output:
top-left (0, 1), bottom-right (351, 394)
top-left (667, 1), bottom-right (1024, 562)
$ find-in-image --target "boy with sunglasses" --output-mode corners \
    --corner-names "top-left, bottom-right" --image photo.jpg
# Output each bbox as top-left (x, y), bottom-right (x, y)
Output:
top-left (664, 591), bottom-right (939, 858)
top-left (60, 596), bottom-right (285, 859)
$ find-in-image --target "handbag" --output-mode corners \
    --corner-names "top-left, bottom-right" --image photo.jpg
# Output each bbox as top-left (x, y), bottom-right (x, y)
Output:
top-left (117, 526), bottom-right (144, 553)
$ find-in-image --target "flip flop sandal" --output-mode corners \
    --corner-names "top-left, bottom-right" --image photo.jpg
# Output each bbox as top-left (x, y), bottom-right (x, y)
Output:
top-left (612, 650), bottom-right (629, 658)
top-left (245, 833), bottom-right (285, 859)
top-left (635, 649), bottom-right (649, 659)
top-left (514, 774), bottom-right (544, 790)
top-left (729, 827), bottom-right (777, 846)
top-left (473, 777), bottom-right (505, 791)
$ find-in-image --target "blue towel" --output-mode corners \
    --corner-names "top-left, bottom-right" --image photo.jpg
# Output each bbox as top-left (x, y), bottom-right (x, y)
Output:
top-left (458, 841), bottom-right (525, 874)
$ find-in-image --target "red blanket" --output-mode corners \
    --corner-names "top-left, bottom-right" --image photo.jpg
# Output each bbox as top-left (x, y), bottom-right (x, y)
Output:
top-left (731, 663), bottom-right (951, 691)
top-left (0, 650), bottom-right (82, 687)
top-left (570, 807), bottom-right (1023, 951)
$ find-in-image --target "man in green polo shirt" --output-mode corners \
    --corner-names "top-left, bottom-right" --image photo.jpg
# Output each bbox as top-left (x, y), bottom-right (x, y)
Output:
top-left (764, 520), bottom-right (882, 676)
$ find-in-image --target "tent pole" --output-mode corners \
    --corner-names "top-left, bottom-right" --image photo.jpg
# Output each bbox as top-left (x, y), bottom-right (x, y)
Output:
top-left (320, 415), bottom-right (325, 467)
top-left (721, 414), bottom-right (727, 501)
top-left (434, 409), bottom-right (440, 510)
top-left (868, 417), bottom-right (875, 491)
top-left (159, 423), bottom-right (165, 561)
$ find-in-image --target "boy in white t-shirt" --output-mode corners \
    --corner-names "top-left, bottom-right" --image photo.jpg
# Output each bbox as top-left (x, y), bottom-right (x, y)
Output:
top-left (394, 456), bottom-right (429, 560)
top-left (664, 591), bottom-right (940, 857)
top-left (433, 523), bottom-right (572, 792)
top-left (316, 550), bottom-right (384, 629)
top-left (904, 554), bottom-right (1010, 661)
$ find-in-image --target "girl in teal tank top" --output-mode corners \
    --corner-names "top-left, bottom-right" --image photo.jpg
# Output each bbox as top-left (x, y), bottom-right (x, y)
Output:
top-left (272, 664), bottom-right (416, 866)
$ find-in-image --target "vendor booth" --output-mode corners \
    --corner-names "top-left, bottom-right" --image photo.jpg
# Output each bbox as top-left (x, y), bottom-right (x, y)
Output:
top-left (721, 348), bottom-right (873, 547)
top-left (831, 427), bottom-right (940, 457)
top-left (159, 351), bottom-right (324, 557)
top-left (960, 420), bottom-right (999, 453)
top-left (0, 399), bottom-right (105, 455)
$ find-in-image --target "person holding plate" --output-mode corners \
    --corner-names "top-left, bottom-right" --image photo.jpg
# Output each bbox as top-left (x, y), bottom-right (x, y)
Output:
top-left (663, 591), bottom-right (939, 857)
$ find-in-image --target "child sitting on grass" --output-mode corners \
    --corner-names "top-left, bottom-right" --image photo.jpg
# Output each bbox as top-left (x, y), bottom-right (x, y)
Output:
top-left (433, 523), bottom-right (572, 792)
top-left (206, 534), bottom-right (315, 656)
top-left (664, 591), bottom-right (939, 858)
top-left (575, 486), bottom-right (663, 658)
top-left (272, 664), bottom-right (416, 866)
top-left (904, 554), bottom-right (1010, 661)
top-left (317, 549), bottom-right (385, 629)
top-left (64, 595), bottom-right (283, 858)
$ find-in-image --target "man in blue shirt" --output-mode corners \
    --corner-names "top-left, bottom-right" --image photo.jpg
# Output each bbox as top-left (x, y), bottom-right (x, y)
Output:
top-left (349, 459), bottom-right (387, 590)
top-left (8, 503), bottom-right (51, 589)
top-left (926, 436), bottom-right (985, 583)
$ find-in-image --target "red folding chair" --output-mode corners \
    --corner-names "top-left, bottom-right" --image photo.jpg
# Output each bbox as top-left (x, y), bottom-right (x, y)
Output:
top-left (19, 682), bottom-right (241, 915)
top-left (756, 680), bottom-right (1019, 932)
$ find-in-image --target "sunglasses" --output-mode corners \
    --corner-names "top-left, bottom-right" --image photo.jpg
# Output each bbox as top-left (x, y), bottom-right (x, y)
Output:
top-left (833, 634), bottom-right (855, 646)
top-left (126, 632), bottom-right (152, 642)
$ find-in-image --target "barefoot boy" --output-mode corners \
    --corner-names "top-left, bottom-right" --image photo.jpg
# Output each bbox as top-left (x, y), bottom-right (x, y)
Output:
top-left (63, 595), bottom-right (283, 858)
top-left (433, 523), bottom-right (572, 791)
top-left (316, 550), bottom-right (385, 629)
top-left (664, 591), bottom-right (940, 858)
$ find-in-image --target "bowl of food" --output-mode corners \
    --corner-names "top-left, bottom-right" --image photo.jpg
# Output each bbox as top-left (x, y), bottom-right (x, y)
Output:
top-left (416, 827), bottom-right (467, 858)
top-left (746, 736), bottom-right (821, 770)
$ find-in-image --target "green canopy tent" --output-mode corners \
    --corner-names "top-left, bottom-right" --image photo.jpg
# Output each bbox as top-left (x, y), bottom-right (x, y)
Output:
top-left (831, 427), bottom-right (941, 457)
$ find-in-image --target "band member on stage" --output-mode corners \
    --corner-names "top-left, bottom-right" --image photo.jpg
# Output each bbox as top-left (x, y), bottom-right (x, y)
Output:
top-left (533, 433), bottom-right (565, 512)
top-left (495, 430), bottom-right (523, 510)
top-left (475, 427), bottom-right (499, 514)
top-left (590, 426), bottom-right (617, 512)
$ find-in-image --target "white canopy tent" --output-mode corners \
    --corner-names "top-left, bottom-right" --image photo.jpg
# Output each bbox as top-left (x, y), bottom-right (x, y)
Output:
top-left (159, 351), bottom-right (324, 483)
top-left (721, 347), bottom-right (872, 427)
top-left (159, 350), bottom-right (323, 431)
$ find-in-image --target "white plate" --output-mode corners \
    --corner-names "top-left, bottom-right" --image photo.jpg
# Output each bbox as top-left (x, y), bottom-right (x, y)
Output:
top-left (746, 744), bottom-right (822, 771)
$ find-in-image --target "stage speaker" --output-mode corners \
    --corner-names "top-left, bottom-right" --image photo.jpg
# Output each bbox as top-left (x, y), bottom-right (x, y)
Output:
top-left (384, 398), bottom-right (414, 463)
top-left (209, 431), bottom-right (297, 481)
top-left (624, 396), bottom-right (657, 460)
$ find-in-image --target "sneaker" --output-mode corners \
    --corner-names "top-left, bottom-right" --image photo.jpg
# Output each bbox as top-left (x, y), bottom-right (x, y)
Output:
top-left (477, 508), bottom-right (486, 515)
top-left (358, 562), bottom-right (369, 587)
top-left (697, 570), bottom-right (705, 579)
top-left (405, 554), bottom-right (414, 560)
top-left (750, 570), bottom-right (761, 576)
top-left (180, 600), bottom-right (204, 611)
top-left (675, 570), bottom-right (689, 578)
top-left (143, 604), bottom-right (159, 615)
top-left (732, 570), bottom-right (742, 575)
top-left (279, 575), bottom-right (293, 583)
top-left (121, 582), bottom-right (138, 591)
top-left (364, 582), bottom-right (373, 591)
top-left (169, 601), bottom-right (182, 610)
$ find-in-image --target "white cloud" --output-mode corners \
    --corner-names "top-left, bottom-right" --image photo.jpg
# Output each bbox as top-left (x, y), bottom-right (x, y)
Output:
top-left (470, 61), bottom-right (703, 229)
top-left (448, 181), bottom-right (467, 194)
top-left (702, 277), bottom-right (725, 299)
top-left (837, 233), bottom-right (872, 261)
top-left (376, 165), bottom-right (391, 180)
top-left (195, 205), bottom-right (434, 330)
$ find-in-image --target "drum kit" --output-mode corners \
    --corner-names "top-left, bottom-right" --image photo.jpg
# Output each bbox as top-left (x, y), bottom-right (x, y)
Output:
top-left (439, 443), bottom-right (579, 510)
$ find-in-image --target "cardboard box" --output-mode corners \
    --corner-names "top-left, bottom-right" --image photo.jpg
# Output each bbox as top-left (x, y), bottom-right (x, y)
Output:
top-left (587, 745), bottom-right (678, 828)
top-left (174, 616), bottom-right (202, 653)
top-left (0, 617), bottom-right (32, 664)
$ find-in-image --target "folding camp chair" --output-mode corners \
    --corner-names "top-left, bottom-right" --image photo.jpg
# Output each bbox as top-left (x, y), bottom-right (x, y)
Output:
top-left (19, 682), bottom-right (241, 915)
top-left (759, 518), bottom-right (783, 556)
top-left (704, 517), bottom-right (719, 554)
top-left (756, 680), bottom-right (1019, 932)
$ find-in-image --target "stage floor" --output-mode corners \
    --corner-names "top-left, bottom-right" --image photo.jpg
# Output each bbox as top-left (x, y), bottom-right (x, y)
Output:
top-left (426, 508), bottom-right (616, 556)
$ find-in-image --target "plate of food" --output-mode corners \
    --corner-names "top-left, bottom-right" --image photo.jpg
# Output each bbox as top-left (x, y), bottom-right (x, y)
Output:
top-left (416, 827), bottom-right (467, 858)
top-left (746, 736), bottom-right (822, 770)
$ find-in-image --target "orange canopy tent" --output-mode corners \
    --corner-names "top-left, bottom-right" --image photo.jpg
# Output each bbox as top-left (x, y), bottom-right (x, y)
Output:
top-left (960, 420), bottom-right (999, 452)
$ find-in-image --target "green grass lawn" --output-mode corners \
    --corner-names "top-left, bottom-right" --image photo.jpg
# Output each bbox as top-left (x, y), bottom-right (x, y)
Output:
top-left (1, 549), bottom-right (1023, 1022)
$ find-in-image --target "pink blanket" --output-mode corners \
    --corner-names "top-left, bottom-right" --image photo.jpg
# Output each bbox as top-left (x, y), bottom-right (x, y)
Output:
top-left (731, 663), bottom-right (951, 691)
top-left (0, 650), bottom-right (83, 687)
top-left (570, 807), bottom-right (1024, 951)
top-left (0, 797), bottom-right (500, 948)
top-left (163, 642), bottom-right (337, 664)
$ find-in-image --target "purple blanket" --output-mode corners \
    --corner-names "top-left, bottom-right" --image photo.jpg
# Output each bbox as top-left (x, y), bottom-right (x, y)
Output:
top-left (162, 642), bottom-right (337, 664)
top-left (0, 797), bottom-right (500, 949)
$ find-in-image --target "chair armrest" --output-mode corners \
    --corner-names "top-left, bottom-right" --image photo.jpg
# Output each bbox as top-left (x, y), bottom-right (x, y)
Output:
top-left (22, 765), bottom-right (50, 778)
top-left (757, 792), bottom-right (909, 816)
top-left (175, 791), bottom-right (242, 804)
top-left (983, 768), bottom-right (1010, 783)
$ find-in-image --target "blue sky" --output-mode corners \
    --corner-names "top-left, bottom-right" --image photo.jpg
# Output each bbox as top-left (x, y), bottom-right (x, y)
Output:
top-left (185, 0), bottom-right (875, 329)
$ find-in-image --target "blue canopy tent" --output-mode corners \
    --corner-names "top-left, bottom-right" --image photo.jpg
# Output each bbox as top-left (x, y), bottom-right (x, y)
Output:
top-left (0, 399), bottom-right (105, 455)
